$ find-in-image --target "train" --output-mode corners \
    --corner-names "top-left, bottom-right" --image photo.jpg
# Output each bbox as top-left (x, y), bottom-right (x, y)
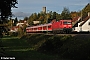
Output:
top-left (26, 20), bottom-right (72, 34)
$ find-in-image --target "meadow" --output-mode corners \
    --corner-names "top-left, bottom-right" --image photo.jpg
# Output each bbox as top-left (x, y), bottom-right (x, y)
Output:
top-left (1, 34), bottom-right (90, 60)
top-left (0, 35), bottom-right (60, 60)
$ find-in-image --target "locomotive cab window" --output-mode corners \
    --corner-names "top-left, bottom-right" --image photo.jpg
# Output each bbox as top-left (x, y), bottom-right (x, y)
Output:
top-left (63, 22), bottom-right (67, 24)
top-left (48, 25), bottom-right (51, 28)
top-left (67, 22), bottom-right (71, 24)
top-left (63, 22), bottom-right (71, 24)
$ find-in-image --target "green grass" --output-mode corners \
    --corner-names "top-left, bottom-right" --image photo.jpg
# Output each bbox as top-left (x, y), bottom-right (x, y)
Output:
top-left (20, 34), bottom-right (90, 60)
top-left (0, 36), bottom-right (61, 60)
top-left (1, 34), bottom-right (90, 60)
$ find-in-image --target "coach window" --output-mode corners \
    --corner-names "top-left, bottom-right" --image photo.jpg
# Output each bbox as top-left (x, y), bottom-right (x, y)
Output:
top-left (88, 22), bottom-right (90, 25)
top-left (48, 25), bottom-right (51, 28)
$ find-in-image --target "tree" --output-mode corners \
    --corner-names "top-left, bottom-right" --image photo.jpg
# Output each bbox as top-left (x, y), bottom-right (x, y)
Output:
top-left (28, 14), bottom-right (34, 25)
top-left (33, 13), bottom-right (38, 21)
top-left (0, 0), bottom-right (18, 23)
top-left (52, 12), bottom-right (56, 19)
top-left (56, 13), bottom-right (61, 20)
top-left (18, 27), bottom-right (24, 37)
top-left (0, 0), bottom-right (18, 56)
top-left (0, 0), bottom-right (18, 37)
top-left (70, 11), bottom-right (79, 19)
top-left (61, 7), bottom-right (72, 20)
top-left (82, 3), bottom-right (90, 18)
top-left (24, 17), bottom-right (28, 20)
top-left (14, 17), bottom-right (18, 26)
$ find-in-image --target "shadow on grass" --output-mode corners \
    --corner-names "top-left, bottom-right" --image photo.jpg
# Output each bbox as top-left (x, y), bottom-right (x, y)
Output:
top-left (1, 36), bottom-right (61, 60)
top-left (3, 34), bottom-right (90, 60)
top-left (6, 50), bottom-right (62, 60)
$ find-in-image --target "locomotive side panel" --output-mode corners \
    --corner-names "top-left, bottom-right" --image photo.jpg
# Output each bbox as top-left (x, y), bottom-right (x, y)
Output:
top-left (52, 22), bottom-right (60, 30)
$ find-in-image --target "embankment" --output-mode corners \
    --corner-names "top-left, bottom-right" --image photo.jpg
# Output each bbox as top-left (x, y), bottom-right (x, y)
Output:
top-left (21, 34), bottom-right (90, 60)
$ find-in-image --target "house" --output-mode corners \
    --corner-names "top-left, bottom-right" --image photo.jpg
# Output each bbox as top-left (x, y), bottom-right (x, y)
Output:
top-left (9, 20), bottom-right (29, 32)
top-left (73, 12), bottom-right (90, 32)
top-left (9, 26), bottom-right (19, 32)
top-left (72, 16), bottom-right (81, 26)
top-left (79, 16), bottom-right (90, 32)
top-left (16, 20), bottom-right (29, 27)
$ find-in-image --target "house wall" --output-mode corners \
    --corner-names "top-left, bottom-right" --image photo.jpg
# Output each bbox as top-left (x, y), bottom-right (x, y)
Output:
top-left (73, 18), bottom-right (90, 32)
top-left (82, 18), bottom-right (90, 32)
top-left (73, 23), bottom-right (81, 32)
top-left (16, 23), bottom-right (24, 26)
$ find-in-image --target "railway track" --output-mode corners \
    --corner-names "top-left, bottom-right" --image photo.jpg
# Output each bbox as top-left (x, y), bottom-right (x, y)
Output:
top-left (26, 32), bottom-right (90, 37)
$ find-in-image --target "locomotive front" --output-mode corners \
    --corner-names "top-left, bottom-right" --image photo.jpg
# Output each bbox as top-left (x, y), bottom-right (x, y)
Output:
top-left (52, 20), bottom-right (72, 33)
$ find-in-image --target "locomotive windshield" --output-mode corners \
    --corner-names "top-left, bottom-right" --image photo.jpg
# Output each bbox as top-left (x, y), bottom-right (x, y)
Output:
top-left (63, 21), bottom-right (71, 24)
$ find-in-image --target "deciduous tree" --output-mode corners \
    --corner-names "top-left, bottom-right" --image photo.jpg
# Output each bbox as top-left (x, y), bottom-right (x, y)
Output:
top-left (61, 7), bottom-right (72, 20)
top-left (0, 0), bottom-right (18, 23)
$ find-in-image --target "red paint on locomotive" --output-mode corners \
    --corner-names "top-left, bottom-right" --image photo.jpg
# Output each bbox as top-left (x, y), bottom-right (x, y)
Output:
top-left (52, 20), bottom-right (72, 33)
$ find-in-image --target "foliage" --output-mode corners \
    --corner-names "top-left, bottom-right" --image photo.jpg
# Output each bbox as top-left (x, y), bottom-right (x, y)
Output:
top-left (18, 27), bottom-right (24, 37)
top-left (27, 11), bottom-right (61, 25)
top-left (72, 3), bottom-right (90, 18)
top-left (82, 3), bottom-right (90, 18)
top-left (37, 35), bottom-right (72, 54)
top-left (70, 11), bottom-right (79, 19)
top-left (26, 3), bottom-right (90, 25)
top-left (22, 24), bottom-right (27, 33)
top-left (24, 17), bottom-right (28, 20)
top-left (13, 17), bottom-right (18, 26)
top-left (61, 7), bottom-right (72, 20)
top-left (27, 7), bottom-right (73, 25)
top-left (9, 32), bottom-right (18, 36)
top-left (0, 0), bottom-right (18, 22)
top-left (0, 0), bottom-right (18, 46)
top-left (17, 24), bottom-right (27, 37)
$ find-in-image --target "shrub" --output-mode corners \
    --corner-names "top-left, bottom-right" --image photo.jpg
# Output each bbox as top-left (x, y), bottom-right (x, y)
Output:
top-left (18, 27), bottom-right (24, 37)
top-left (9, 32), bottom-right (18, 36)
top-left (37, 35), bottom-right (70, 54)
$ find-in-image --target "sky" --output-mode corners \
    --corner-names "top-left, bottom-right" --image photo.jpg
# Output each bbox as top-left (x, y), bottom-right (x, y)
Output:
top-left (12, 0), bottom-right (90, 19)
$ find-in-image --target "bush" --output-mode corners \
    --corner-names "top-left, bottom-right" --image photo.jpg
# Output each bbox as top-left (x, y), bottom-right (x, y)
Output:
top-left (38, 35), bottom-right (72, 54)
top-left (9, 32), bottom-right (18, 36)
top-left (18, 27), bottom-right (24, 37)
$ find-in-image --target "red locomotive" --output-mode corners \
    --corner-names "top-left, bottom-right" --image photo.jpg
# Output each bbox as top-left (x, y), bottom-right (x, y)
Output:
top-left (26, 20), bottom-right (72, 33)
top-left (52, 20), bottom-right (72, 33)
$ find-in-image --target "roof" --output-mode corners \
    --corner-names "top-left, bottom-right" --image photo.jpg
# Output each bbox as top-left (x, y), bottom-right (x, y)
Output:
top-left (18, 20), bottom-right (27, 23)
top-left (79, 16), bottom-right (90, 26)
top-left (72, 16), bottom-right (80, 22)
top-left (11, 26), bottom-right (19, 30)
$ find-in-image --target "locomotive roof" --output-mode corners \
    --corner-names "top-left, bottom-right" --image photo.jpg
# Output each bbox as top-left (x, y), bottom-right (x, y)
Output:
top-left (60, 20), bottom-right (71, 21)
